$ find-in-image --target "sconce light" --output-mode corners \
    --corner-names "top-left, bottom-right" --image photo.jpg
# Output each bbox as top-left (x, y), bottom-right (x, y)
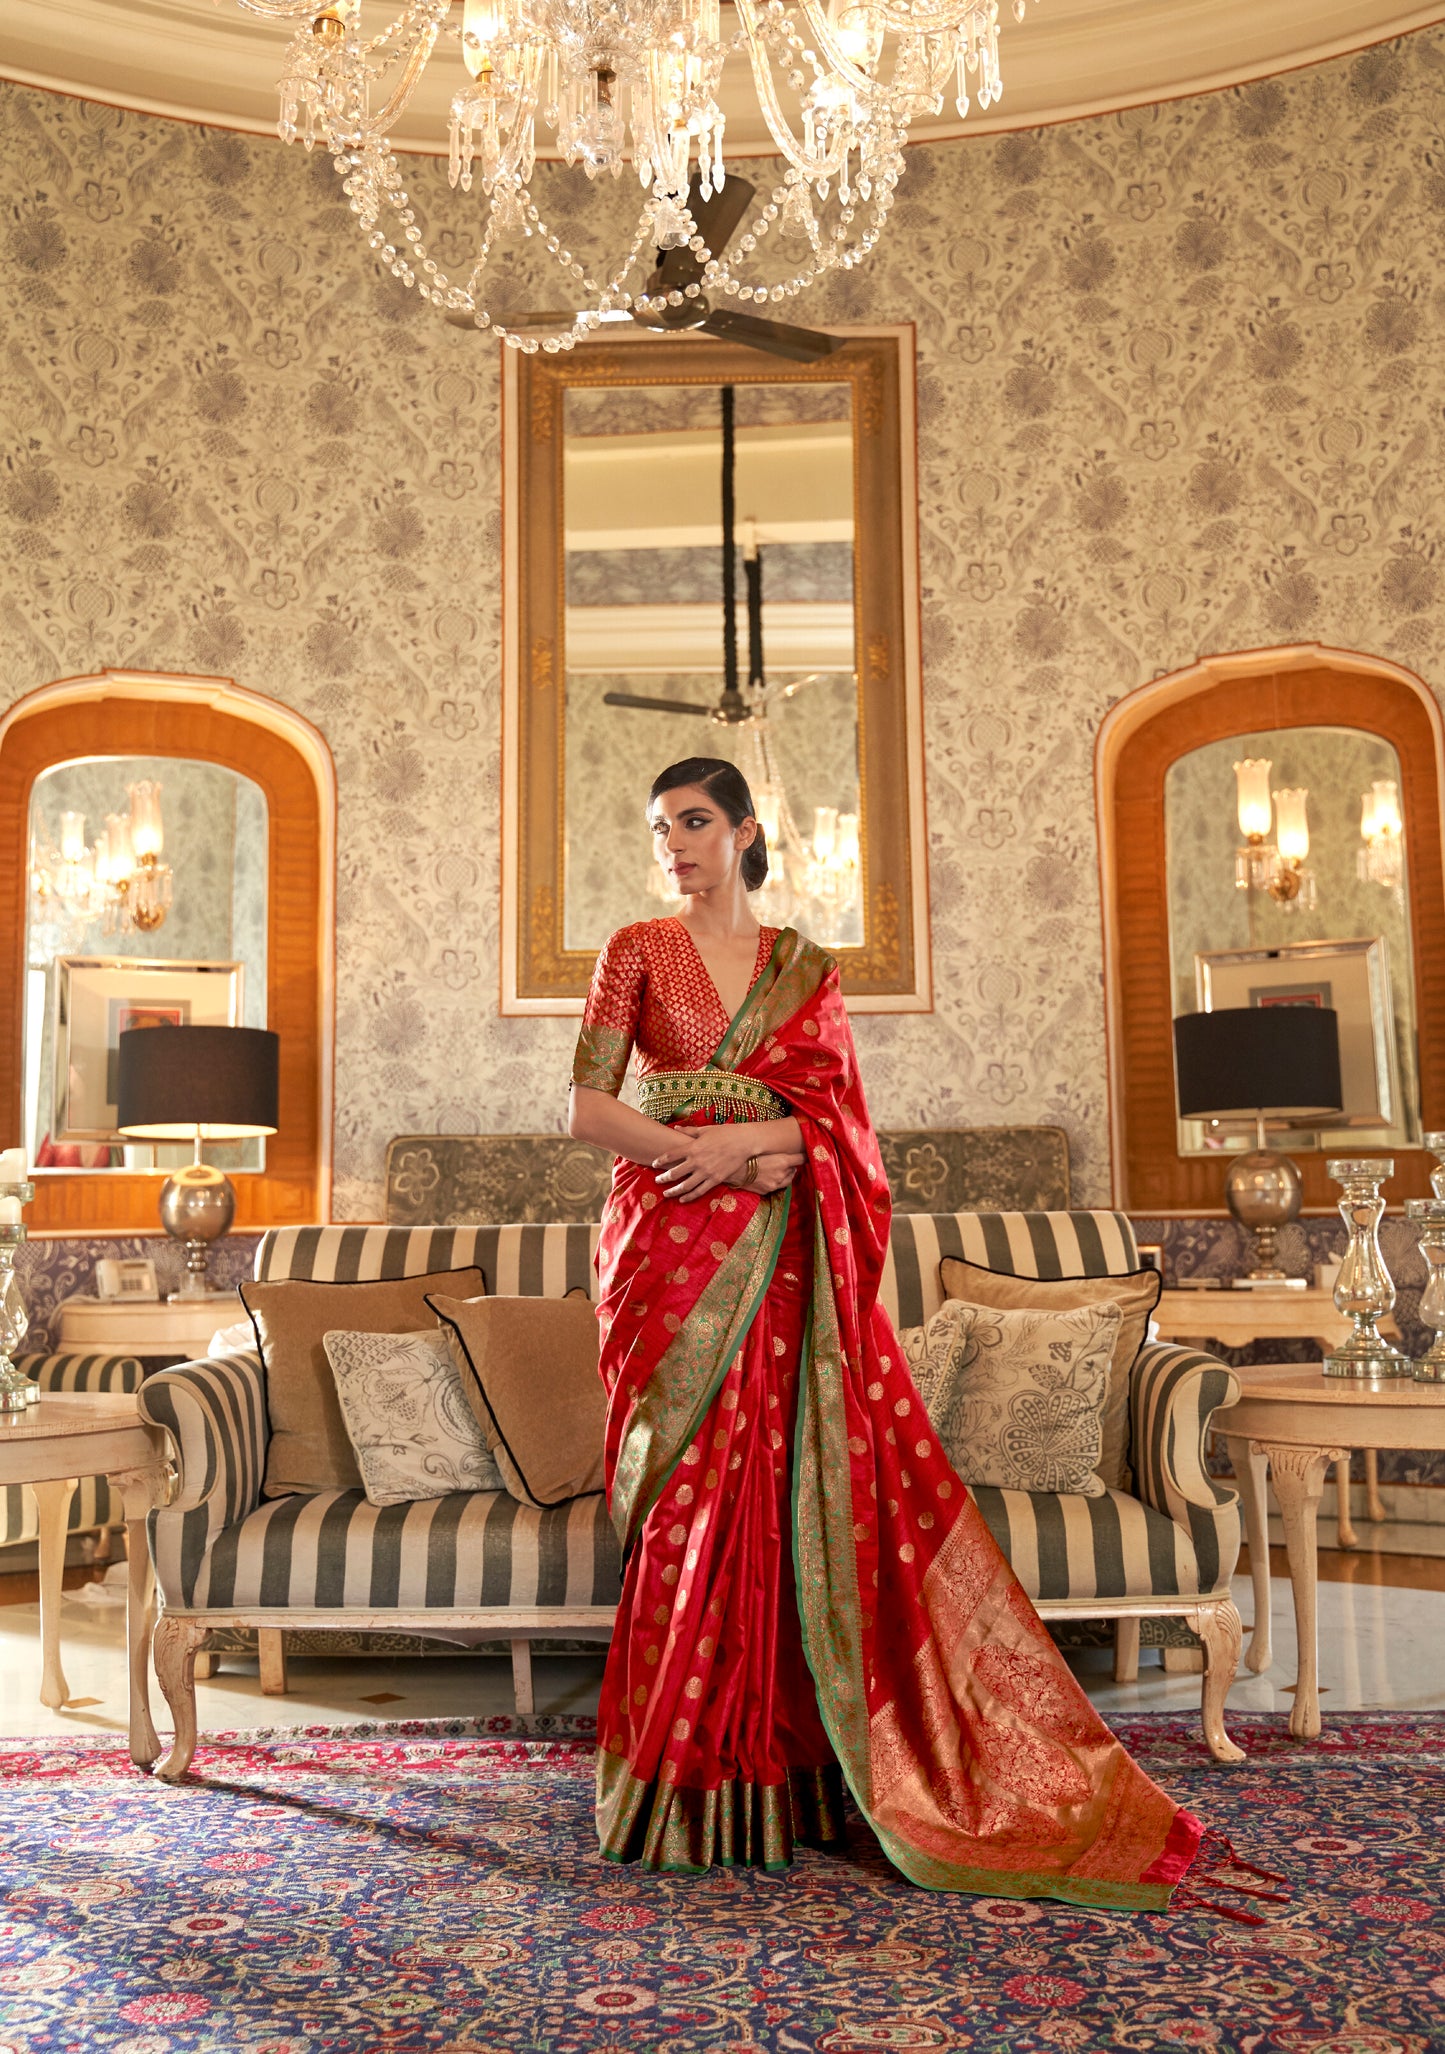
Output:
top-left (1233, 762), bottom-right (1315, 910)
top-left (1358, 778), bottom-right (1405, 892)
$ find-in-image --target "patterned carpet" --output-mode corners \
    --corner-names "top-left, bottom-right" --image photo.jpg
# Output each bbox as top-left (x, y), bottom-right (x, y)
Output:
top-left (0, 1712), bottom-right (1440, 2053)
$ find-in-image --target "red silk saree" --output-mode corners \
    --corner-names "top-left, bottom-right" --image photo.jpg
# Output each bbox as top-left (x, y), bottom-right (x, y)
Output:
top-left (574, 919), bottom-right (1205, 1908)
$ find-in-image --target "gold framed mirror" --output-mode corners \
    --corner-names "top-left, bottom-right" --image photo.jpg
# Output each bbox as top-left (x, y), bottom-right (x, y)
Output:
top-left (501, 327), bottom-right (930, 1014)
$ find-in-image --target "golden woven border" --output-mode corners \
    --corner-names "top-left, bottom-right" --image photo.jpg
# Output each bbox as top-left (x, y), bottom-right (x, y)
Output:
top-left (636, 1070), bottom-right (788, 1125)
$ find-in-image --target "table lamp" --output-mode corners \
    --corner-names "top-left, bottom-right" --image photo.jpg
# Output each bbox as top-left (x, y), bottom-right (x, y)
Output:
top-left (1173, 1006), bottom-right (1343, 1282)
top-left (117, 1025), bottom-right (279, 1302)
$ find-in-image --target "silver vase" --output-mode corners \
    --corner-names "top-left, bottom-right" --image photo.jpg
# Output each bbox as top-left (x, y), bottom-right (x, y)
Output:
top-left (1323, 1158), bottom-right (1412, 1379)
top-left (1405, 1197), bottom-right (1445, 1382)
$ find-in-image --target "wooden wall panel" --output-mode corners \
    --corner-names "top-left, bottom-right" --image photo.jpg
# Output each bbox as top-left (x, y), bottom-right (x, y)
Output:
top-left (0, 696), bottom-right (325, 1232)
top-left (1111, 664), bottom-right (1445, 1213)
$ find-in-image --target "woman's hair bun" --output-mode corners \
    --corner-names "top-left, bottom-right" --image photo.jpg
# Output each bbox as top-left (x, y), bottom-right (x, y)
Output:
top-left (741, 823), bottom-right (768, 893)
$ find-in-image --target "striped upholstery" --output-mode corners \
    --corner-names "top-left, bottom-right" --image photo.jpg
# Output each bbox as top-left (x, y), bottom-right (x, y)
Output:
top-left (20, 1352), bottom-right (148, 1394)
top-left (972, 1488), bottom-right (1201, 1601)
top-left (190, 1489), bottom-right (619, 1612)
top-left (0, 1355), bottom-right (148, 1548)
top-left (877, 1211), bottom-right (1138, 1331)
top-left (145, 1208), bottom-right (1236, 1626)
top-left (255, 1224), bottom-right (601, 1297)
top-left (1131, 1342), bottom-right (1241, 1596)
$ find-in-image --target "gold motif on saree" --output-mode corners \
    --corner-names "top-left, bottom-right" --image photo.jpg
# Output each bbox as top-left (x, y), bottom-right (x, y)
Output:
top-left (636, 1070), bottom-right (788, 1125)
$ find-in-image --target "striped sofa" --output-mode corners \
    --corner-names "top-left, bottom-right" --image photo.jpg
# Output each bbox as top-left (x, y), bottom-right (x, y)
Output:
top-left (1, 1354), bottom-right (148, 1564)
top-left (141, 1209), bottom-right (1244, 1781)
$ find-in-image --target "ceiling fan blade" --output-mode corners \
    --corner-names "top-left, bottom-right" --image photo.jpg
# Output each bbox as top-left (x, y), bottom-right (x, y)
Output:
top-left (698, 307), bottom-right (842, 362)
top-left (653, 171), bottom-right (757, 293)
top-left (602, 691), bottom-right (714, 716)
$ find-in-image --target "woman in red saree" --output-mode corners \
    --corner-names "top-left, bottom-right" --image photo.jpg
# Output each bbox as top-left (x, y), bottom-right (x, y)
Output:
top-left (569, 758), bottom-right (1256, 1913)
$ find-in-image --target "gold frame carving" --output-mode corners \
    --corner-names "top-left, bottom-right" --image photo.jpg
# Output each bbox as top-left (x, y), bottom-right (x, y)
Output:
top-left (500, 326), bottom-right (930, 1014)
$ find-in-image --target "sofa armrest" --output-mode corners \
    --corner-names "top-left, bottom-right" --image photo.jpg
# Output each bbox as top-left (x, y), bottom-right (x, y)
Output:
top-left (139, 1352), bottom-right (268, 1606)
top-left (1130, 1341), bottom-right (1242, 1593)
top-left (18, 1352), bottom-right (147, 1394)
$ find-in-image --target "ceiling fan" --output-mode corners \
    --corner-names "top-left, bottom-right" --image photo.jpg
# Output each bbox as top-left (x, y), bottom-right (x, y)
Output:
top-left (602, 384), bottom-right (844, 722)
top-left (445, 170), bottom-right (842, 364)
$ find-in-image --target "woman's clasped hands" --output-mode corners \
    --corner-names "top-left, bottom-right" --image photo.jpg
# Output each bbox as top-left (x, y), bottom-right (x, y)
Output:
top-left (652, 1126), bottom-right (804, 1202)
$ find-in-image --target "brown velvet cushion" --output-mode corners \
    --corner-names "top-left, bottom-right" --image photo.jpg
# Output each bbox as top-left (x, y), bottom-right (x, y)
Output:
top-left (937, 1256), bottom-right (1162, 1492)
top-left (427, 1293), bottom-right (606, 1508)
top-left (243, 1267), bottom-right (485, 1498)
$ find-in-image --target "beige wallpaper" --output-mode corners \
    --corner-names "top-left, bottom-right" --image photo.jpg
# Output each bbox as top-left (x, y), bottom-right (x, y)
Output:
top-left (3, 32), bottom-right (1444, 1215)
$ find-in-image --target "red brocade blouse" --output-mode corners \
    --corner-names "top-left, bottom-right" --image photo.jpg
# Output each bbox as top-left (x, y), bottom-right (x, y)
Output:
top-left (572, 917), bottom-right (780, 1099)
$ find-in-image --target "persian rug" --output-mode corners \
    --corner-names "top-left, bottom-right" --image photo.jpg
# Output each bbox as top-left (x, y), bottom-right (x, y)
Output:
top-left (0, 1711), bottom-right (1440, 2054)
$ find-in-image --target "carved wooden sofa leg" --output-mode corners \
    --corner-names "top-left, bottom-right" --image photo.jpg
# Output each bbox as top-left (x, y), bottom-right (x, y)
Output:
top-left (1112, 1617), bottom-right (1140, 1683)
top-left (258, 1629), bottom-right (288, 1697)
top-left (152, 1616), bottom-right (209, 1783)
top-left (510, 1638), bottom-right (535, 1716)
top-left (1186, 1597), bottom-right (1245, 1764)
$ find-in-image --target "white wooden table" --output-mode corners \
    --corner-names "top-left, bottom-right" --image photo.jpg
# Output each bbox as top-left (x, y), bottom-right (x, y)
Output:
top-left (1218, 1365), bottom-right (1445, 1739)
top-left (0, 1393), bottom-right (170, 1766)
top-left (1155, 1286), bottom-right (1389, 1544)
top-left (58, 1292), bottom-right (240, 1359)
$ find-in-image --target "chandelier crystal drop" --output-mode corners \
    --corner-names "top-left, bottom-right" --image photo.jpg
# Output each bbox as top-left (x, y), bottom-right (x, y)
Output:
top-left (238, 0), bottom-right (1035, 349)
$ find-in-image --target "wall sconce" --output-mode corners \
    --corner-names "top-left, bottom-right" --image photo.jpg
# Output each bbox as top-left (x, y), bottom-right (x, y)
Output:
top-left (1233, 761), bottom-right (1315, 909)
top-left (1358, 777), bottom-right (1404, 892)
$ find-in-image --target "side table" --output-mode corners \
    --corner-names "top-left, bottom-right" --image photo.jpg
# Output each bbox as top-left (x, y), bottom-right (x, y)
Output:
top-left (1154, 1286), bottom-right (1389, 1545)
top-left (58, 1292), bottom-right (241, 1359)
top-left (0, 1393), bottom-right (170, 1766)
top-left (1218, 1365), bottom-right (1445, 1738)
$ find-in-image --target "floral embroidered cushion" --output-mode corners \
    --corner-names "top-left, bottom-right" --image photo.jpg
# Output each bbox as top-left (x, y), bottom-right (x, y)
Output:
top-left (427, 1292), bottom-right (607, 1507)
top-left (323, 1326), bottom-right (506, 1508)
top-left (937, 1257), bottom-right (1162, 1491)
top-left (901, 1297), bottom-right (1122, 1498)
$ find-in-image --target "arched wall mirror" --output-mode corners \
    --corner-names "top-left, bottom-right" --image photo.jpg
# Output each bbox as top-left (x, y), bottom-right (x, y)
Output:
top-left (0, 674), bottom-right (335, 1233)
top-left (27, 756), bottom-right (270, 1176)
top-left (1099, 648), bottom-right (1445, 1213)
top-left (500, 328), bottom-right (930, 1014)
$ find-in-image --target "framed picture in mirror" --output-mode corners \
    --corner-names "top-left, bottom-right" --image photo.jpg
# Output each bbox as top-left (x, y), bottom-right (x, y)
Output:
top-left (51, 957), bottom-right (244, 1146)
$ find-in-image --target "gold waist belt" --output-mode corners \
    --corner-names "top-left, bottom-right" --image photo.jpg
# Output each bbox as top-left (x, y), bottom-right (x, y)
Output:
top-left (637, 1070), bottom-right (787, 1126)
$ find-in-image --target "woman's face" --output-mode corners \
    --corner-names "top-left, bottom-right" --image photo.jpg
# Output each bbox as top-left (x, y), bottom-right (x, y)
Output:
top-left (647, 784), bottom-right (755, 896)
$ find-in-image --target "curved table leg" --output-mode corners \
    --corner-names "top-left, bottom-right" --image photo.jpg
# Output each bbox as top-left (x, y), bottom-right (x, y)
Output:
top-left (1224, 1435), bottom-right (1272, 1674)
top-left (1363, 1448), bottom-right (1386, 1525)
top-left (30, 1477), bottom-right (78, 1712)
top-left (109, 1465), bottom-right (166, 1769)
top-left (1335, 1455), bottom-right (1358, 1549)
top-left (1255, 1439), bottom-right (1348, 1741)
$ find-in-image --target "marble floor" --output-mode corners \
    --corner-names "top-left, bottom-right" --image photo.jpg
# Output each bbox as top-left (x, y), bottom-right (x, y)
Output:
top-left (3, 1520), bottom-right (1442, 1745)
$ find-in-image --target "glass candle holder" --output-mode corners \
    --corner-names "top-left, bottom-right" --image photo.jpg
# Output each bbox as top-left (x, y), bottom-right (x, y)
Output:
top-left (0, 1181), bottom-right (35, 1414)
top-left (1422, 1131), bottom-right (1445, 1202)
top-left (1405, 1198), bottom-right (1445, 1383)
top-left (1323, 1159), bottom-right (1412, 1379)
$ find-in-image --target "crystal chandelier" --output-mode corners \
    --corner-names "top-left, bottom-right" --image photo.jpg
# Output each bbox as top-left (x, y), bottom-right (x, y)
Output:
top-left (236, 0), bottom-right (1035, 349)
top-left (1232, 760), bottom-right (1316, 913)
top-left (30, 781), bottom-right (173, 943)
top-left (1357, 777), bottom-right (1404, 892)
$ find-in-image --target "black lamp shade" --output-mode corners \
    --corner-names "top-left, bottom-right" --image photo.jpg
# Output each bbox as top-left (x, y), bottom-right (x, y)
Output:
top-left (117, 1026), bottom-right (280, 1140)
top-left (1173, 1007), bottom-right (1342, 1122)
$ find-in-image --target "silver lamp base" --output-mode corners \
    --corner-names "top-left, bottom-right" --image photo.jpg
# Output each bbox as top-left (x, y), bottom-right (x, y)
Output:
top-left (158, 1162), bottom-right (235, 1301)
top-left (1224, 1148), bottom-right (1302, 1280)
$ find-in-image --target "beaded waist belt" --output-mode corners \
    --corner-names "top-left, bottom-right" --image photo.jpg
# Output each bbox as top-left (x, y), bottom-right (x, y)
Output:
top-left (636, 1070), bottom-right (787, 1126)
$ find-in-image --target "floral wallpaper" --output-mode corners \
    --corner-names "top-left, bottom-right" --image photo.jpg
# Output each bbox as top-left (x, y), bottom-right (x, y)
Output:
top-left (4, 31), bottom-right (1445, 1218)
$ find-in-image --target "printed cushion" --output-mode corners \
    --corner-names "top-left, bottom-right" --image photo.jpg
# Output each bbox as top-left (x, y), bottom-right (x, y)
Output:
top-left (428, 1293), bottom-right (606, 1509)
top-left (323, 1327), bottom-right (507, 1508)
top-left (938, 1256), bottom-right (1161, 1491)
top-left (902, 1297), bottom-right (1121, 1498)
top-left (242, 1266), bottom-right (486, 1499)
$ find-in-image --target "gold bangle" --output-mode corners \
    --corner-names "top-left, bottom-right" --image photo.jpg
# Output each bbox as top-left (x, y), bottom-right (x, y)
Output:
top-left (744, 1155), bottom-right (759, 1188)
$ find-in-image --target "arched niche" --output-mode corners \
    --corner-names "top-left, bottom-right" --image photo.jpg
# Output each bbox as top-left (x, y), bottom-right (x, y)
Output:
top-left (0, 671), bottom-right (335, 1233)
top-left (1096, 644), bottom-right (1445, 1214)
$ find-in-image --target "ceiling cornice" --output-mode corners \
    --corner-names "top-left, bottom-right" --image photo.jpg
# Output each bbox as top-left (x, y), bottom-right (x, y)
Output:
top-left (2, 0), bottom-right (1444, 157)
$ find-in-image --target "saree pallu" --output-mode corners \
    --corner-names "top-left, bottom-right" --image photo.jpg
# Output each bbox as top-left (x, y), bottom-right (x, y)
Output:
top-left (595, 930), bottom-right (1204, 1907)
